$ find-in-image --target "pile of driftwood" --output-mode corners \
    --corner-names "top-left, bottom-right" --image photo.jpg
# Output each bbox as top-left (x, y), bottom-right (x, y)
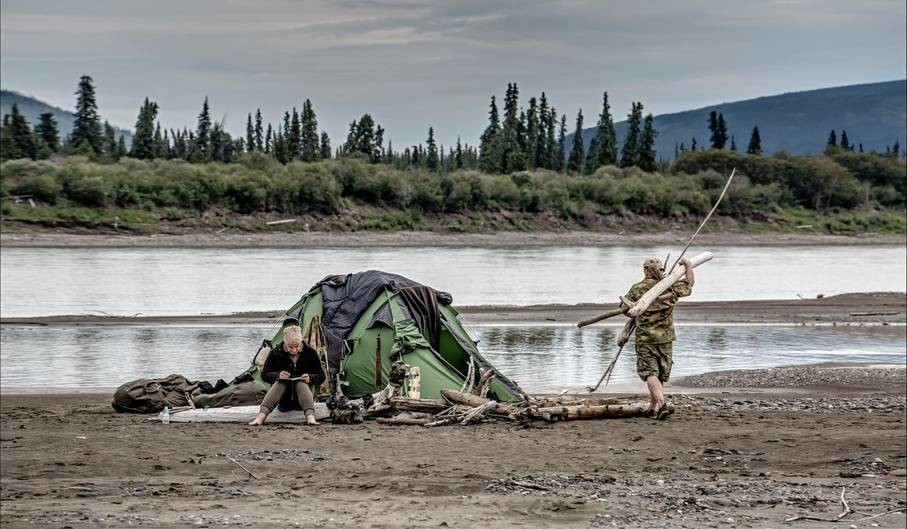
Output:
top-left (365, 389), bottom-right (650, 427)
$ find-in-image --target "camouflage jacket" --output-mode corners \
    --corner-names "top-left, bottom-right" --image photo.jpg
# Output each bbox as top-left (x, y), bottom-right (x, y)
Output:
top-left (625, 278), bottom-right (692, 344)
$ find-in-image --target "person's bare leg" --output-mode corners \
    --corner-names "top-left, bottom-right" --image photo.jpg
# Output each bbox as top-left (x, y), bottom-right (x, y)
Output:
top-left (294, 381), bottom-right (318, 425)
top-left (248, 410), bottom-right (268, 426)
top-left (646, 376), bottom-right (665, 411)
top-left (249, 382), bottom-right (286, 426)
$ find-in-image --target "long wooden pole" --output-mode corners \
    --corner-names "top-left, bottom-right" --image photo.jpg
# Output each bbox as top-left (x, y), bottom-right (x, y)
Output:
top-left (666, 167), bottom-right (735, 275)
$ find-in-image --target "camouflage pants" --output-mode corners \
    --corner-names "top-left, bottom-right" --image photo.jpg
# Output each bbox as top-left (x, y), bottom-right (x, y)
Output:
top-left (636, 342), bottom-right (673, 383)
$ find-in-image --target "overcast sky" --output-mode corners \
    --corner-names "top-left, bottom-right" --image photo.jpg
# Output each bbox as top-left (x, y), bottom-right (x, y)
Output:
top-left (2, 0), bottom-right (905, 147)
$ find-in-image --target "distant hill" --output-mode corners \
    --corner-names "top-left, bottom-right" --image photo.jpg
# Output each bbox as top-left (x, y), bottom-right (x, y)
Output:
top-left (572, 80), bottom-right (906, 160)
top-left (0, 89), bottom-right (132, 145)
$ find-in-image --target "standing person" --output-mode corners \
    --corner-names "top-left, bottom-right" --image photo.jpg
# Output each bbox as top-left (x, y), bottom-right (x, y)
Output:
top-left (624, 257), bottom-right (694, 419)
top-left (248, 325), bottom-right (325, 426)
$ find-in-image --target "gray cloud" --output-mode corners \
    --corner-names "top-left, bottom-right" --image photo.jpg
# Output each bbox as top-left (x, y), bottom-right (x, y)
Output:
top-left (1, 0), bottom-right (904, 147)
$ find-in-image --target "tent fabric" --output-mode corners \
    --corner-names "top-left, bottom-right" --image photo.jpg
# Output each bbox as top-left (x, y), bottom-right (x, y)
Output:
top-left (316, 270), bottom-right (452, 340)
top-left (397, 286), bottom-right (443, 351)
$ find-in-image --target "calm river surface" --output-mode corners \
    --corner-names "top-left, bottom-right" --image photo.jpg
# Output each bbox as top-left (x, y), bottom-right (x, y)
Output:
top-left (1, 324), bottom-right (903, 391)
top-left (1, 245), bottom-right (905, 317)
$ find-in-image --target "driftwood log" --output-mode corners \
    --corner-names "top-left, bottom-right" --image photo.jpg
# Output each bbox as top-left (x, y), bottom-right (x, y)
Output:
top-left (389, 397), bottom-right (449, 414)
top-left (376, 417), bottom-right (429, 426)
top-left (530, 403), bottom-right (649, 422)
top-left (627, 251), bottom-right (713, 317)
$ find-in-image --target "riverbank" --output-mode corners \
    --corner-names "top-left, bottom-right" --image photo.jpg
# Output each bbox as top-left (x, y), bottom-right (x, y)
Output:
top-left (4, 292), bottom-right (904, 327)
top-left (1, 364), bottom-right (904, 529)
top-left (2, 229), bottom-right (905, 248)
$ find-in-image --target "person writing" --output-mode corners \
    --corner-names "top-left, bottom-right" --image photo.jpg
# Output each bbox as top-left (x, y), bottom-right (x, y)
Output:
top-left (248, 325), bottom-right (325, 426)
top-left (624, 257), bottom-right (694, 420)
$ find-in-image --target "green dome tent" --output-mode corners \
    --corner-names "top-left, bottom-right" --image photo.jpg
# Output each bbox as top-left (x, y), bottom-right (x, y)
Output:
top-left (254, 271), bottom-right (524, 402)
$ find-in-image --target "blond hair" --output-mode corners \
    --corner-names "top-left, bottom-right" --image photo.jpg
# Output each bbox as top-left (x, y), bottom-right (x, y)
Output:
top-left (283, 325), bottom-right (303, 348)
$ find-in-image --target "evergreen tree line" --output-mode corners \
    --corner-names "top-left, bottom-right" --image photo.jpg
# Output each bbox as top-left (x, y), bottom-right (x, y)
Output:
top-left (1, 75), bottom-right (903, 174)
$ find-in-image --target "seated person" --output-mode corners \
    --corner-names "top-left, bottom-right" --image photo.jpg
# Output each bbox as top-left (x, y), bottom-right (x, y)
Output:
top-left (248, 325), bottom-right (325, 426)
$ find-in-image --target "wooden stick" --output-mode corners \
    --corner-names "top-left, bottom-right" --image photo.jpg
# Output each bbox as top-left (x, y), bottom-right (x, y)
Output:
top-left (577, 292), bottom-right (676, 328)
top-left (509, 479), bottom-right (549, 491)
top-left (666, 167), bottom-right (735, 275)
top-left (440, 389), bottom-right (521, 415)
top-left (224, 455), bottom-right (258, 480)
top-left (460, 401), bottom-right (499, 425)
top-left (837, 487), bottom-right (852, 519)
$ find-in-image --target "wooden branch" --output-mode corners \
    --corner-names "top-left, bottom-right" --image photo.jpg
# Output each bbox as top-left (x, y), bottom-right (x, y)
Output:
top-left (627, 252), bottom-right (713, 317)
top-left (376, 417), bottom-right (429, 426)
top-left (576, 305), bottom-right (627, 328)
top-left (460, 401), bottom-right (499, 425)
top-left (224, 455), bottom-right (258, 480)
top-left (440, 389), bottom-right (521, 415)
top-left (577, 292), bottom-right (676, 328)
top-left (837, 487), bottom-right (852, 520)
top-left (474, 368), bottom-right (496, 398)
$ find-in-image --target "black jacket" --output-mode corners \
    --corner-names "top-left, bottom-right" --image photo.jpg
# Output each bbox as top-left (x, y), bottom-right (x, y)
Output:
top-left (261, 343), bottom-right (326, 409)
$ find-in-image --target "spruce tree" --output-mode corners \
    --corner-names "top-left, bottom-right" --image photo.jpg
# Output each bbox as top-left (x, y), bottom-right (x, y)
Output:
top-left (556, 114), bottom-right (567, 172)
top-left (194, 97), bottom-right (212, 161)
top-left (691, 137), bottom-right (698, 151)
top-left (246, 114), bottom-right (255, 151)
top-left (300, 99), bottom-right (320, 162)
top-left (0, 115), bottom-right (14, 161)
top-left (320, 132), bottom-right (331, 160)
top-left (638, 113), bottom-right (658, 172)
top-left (35, 113), bottom-right (60, 153)
top-left (620, 102), bottom-right (643, 168)
top-left (827, 129), bottom-right (837, 147)
top-left (153, 123), bottom-right (166, 159)
top-left (545, 107), bottom-right (558, 170)
top-left (71, 75), bottom-right (103, 156)
top-left (273, 132), bottom-right (289, 164)
top-left (288, 108), bottom-right (301, 159)
top-left (587, 91), bottom-right (618, 173)
top-left (839, 129), bottom-right (851, 151)
top-left (265, 124), bottom-right (273, 154)
top-left (6, 103), bottom-right (36, 159)
top-left (478, 95), bottom-right (502, 173)
top-left (730, 134), bottom-right (737, 152)
top-left (566, 109), bottom-right (585, 173)
top-left (103, 121), bottom-right (118, 160)
top-left (426, 127), bottom-right (439, 171)
top-left (715, 113), bottom-right (728, 149)
top-left (500, 83), bottom-right (526, 173)
top-left (708, 111), bottom-right (719, 148)
top-left (254, 109), bottom-right (263, 151)
top-left (131, 98), bottom-right (159, 159)
top-left (525, 97), bottom-right (539, 169)
top-left (455, 137), bottom-right (464, 169)
top-left (746, 126), bottom-right (762, 155)
top-left (535, 93), bottom-right (549, 169)
top-left (373, 125), bottom-right (385, 163)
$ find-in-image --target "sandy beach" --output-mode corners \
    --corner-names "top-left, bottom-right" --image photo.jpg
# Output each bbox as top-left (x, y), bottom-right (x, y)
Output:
top-left (2, 230), bottom-right (905, 248)
top-left (4, 292), bottom-right (905, 327)
top-left (1, 365), bottom-right (905, 529)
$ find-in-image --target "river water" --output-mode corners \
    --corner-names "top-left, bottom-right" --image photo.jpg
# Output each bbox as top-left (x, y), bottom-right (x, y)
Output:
top-left (0, 323), bottom-right (903, 391)
top-left (1, 245), bottom-right (905, 317)
top-left (1, 244), bottom-right (904, 391)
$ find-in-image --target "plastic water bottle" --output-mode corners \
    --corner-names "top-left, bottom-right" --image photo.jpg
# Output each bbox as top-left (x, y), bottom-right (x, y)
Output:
top-left (160, 406), bottom-right (171, 424)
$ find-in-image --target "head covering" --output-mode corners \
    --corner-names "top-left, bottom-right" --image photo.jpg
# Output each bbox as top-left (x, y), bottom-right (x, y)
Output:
top-left (643, 257), bottom-right (665, 280)
top-left (283, 325), bottom-right (303, 348)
